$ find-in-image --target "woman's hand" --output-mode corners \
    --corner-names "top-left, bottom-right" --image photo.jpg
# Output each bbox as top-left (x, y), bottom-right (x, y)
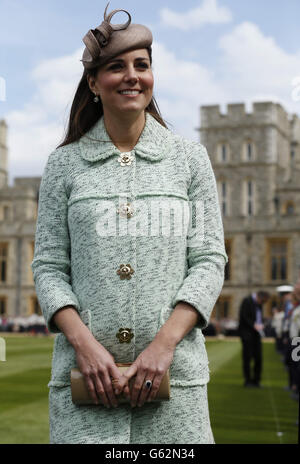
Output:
top-left (74, 333), bottom-right (124, 408)
top-left (115, 337), bottom-right (175, 408)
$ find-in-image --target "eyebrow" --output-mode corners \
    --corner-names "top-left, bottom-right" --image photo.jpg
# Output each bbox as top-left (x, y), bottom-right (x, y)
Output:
top-left (107, 57), bottom-right (150, 64)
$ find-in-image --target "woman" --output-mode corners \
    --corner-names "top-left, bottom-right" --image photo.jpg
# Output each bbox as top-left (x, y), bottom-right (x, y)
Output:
top-left (31, 3), bottom-right (228, 444)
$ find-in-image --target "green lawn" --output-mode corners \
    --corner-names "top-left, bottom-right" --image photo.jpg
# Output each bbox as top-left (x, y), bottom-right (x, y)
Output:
top-left (0, 335), bottom-right (298, 444)
top-left (207, 339), bottom-right (298, 444)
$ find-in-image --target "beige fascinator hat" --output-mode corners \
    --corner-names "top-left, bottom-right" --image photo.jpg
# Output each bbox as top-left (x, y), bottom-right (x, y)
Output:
top-left (80, 1), bottom-right (153, 70)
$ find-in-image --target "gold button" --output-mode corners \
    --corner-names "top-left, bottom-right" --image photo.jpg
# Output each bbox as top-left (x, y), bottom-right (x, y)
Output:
top-left (116, 328), bottom-right (134, 343)
top-left (117, 203), bottom-right (134, 218)
top-left (117, 264), bottom-right (135, 280)
top-left (117, 153), bottom-right (133, 166)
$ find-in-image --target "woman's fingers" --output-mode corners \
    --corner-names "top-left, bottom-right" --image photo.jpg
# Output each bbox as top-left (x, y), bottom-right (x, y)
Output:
top-left (101, 371), bottom-right (119, 407)
top-left (130, 369), bottom-right (148, 407)
top-left (136, 373), bottom-right (155, 407)
top-left (123, 384), bottom-right (131, 399)
top-left (145, 372), bottom-right (164, 403)
top-left (84, 366), bottom-right (121, 408)
top-left (113, 364), bottom-right (143, 406)
top-left (92, 373), bottom-right (113, 408)
top-left (115, 364), bottom-right (138, 392)
top-left (84, 374), bottom-right (110, 407)
top-left (84, 376), bottom-right (99, 405)
top-left (114, 363), bottom-right (165, 407)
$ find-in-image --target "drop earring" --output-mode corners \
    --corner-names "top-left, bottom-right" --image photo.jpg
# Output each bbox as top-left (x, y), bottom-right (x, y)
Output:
top-left (93, 93), bottom-right (99, 103)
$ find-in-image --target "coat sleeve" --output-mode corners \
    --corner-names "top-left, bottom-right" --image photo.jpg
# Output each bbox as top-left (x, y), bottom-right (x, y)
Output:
top-left (171, 141), bottom-right (228, 329)
top-left (31, 148), bottom-right (81, 334)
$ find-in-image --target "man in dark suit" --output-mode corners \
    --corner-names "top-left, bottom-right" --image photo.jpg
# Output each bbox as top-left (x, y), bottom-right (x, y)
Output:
top-left (238, 291), bottom-right (270, 388)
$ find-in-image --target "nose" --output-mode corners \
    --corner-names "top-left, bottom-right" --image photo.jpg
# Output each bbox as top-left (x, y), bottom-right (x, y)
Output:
top-left (123, 64), bottom-right (138, 83)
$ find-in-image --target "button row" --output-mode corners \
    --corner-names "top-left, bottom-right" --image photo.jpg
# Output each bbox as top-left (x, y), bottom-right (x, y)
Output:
top-left (116, 153), bottom-right (135, 343)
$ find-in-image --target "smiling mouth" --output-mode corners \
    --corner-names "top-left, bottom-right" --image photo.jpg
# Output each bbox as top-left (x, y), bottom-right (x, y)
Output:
top-left (118, 90), bottom-right (143, 95)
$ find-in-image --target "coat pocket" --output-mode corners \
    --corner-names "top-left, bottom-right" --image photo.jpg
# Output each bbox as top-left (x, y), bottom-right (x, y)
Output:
top-left (47, 308), bottom-right (92, 388)
top-left (158, 305), bottom-right (210, 386)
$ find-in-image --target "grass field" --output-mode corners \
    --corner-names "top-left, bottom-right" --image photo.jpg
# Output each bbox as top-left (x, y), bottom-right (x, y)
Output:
top-left (207, 339), bottom-right (298, 444)
top-left (0, 335), bottom-right (298, 444)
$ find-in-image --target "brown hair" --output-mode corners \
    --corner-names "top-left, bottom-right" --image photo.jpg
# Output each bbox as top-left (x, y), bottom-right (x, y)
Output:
top-left (257, 291), bottom-right (270, 300)
top-left (57, 47), bottom-right (168, 148)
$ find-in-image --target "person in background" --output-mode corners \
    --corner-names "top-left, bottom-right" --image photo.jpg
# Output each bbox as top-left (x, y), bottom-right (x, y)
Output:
top-left (238, 291), bottom-right (270, 388)
top-left (277, 285), bottom-right (295, 391)
top-left (288, 283), bottom-right (300, 401)
top-left (271, 306), bottom-right (285, 354)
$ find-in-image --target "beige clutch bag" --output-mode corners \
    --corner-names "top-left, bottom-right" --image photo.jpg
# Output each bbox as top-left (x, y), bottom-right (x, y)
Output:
top-left (71, 362), bottom-right (171, 405)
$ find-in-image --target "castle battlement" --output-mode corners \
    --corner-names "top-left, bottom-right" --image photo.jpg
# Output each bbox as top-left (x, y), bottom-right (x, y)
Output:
top-left (200, 101), bottom-right (291, 134)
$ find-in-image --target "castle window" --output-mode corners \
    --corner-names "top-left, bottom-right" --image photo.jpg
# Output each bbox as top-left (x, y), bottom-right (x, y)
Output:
top-left (0, 297), bottom-right (6, 315)
top-left (218, 180), bottom-right (229, 216)
top-left (4, 206), bottom-right (9, 220)
top-left (217, 142), bottom-right (230, 163)
top-left (284, 202), bottom-right (295, 215)
top-left (242, 180), bottom-right (255, 216)
top-left (0, 205), bottom-right (11, 221)
top-left (248, 181), bottom-right (253, 215)
top-left (267, 239), bottom-right (289, 281)
top-left (222, 145), bottom-right (227, 162)
top-left (222, 182), bottom-right (227, 215)
top-left (213, 296), bottom-right (232, 320)
top-left (31, 296), bottom-right (42, 315)
top-left (243, 140), bottom-right (255, 162)
top-left (0, 244), bottom-right (8, 282)
top-left (247, 143), bottom-right (252, 160)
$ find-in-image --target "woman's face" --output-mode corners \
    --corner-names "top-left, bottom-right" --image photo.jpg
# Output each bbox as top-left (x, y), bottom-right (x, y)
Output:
top-left (88, 48), bottom-right (154, 116)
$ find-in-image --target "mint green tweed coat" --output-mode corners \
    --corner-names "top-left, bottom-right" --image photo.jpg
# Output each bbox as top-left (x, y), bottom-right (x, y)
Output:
top-left (31, 112), bottom-right (228, 444)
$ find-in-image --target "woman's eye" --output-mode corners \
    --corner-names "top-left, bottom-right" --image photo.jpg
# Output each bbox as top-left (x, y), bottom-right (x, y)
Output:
top-left (109, 64), bottom-right (122, 70)
top-left (108, 62), bottom-right (149, 70)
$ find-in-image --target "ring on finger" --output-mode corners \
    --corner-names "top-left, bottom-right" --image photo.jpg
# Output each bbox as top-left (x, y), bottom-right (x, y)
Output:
top-left (141, 377), bottom-right (155, 404)
top-left (145, 379), bottom-right (153, 389)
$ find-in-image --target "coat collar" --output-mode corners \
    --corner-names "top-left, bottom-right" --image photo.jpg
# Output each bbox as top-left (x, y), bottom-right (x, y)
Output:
top-left (79, 112), bottom-right (171, 163)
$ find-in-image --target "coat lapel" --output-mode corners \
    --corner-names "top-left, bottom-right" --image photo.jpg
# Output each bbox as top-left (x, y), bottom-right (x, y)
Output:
top-left (79, 112), bottom-right (171, 163)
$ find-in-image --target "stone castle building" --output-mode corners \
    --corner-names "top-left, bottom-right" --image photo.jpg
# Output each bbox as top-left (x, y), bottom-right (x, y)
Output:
top-left (200, 102), bottom-right (300, 320)
top-left (0, 100), bottom-right (299, 320)
top-left (0, 119), bottom-right (42, 317)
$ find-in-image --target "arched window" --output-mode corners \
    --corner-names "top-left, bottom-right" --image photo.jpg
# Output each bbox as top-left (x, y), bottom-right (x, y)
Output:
top-left (242, 179), bottom-right (255, 216)
top-left (242, 140), bottom-right (256, 162)
top-left (217, 180), bottom-right (230, 216)
top-left (217, 142), bottom-right (230, 163)
top-left (267, 239), bottom-right (289, 281)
